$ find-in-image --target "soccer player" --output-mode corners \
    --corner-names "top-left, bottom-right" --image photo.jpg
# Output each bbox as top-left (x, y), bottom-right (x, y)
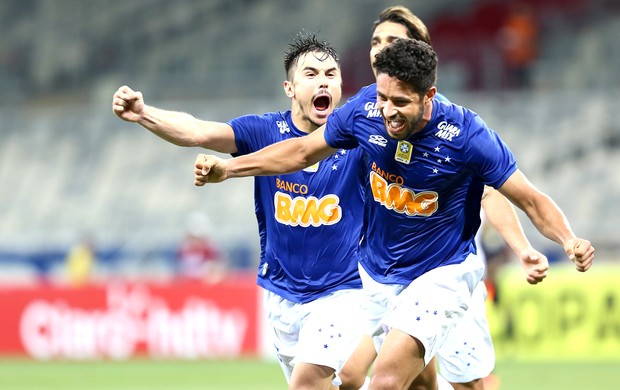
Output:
top-left (193, 38), bottom-right (595, 390)
top-left (339, 7), bottom-right (550, 390)
top-left (113, 33), bottom-right (369, 390)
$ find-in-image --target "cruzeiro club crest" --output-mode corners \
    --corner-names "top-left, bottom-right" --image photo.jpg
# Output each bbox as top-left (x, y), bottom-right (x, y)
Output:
top-left (395, 140), bottom-right (413, 164)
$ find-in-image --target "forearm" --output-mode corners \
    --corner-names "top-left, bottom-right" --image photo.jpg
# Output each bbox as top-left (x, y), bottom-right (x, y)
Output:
top-left (483, 195), bottom-right (531, 255)
top-left (522, 193), bottom-right (576, 247)
top-left (226, 137), bottom-right (334, 178)
top-left (499, 171), bottom-right (577, 248)
top-left (138, 105), bottom-right (208, 147)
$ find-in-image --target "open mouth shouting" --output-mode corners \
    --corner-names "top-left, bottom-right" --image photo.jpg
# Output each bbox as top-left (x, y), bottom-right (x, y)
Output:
top-left (312, 91), bottom-right (332, 119)
top-left (384, 115), bottom-right (408, 139)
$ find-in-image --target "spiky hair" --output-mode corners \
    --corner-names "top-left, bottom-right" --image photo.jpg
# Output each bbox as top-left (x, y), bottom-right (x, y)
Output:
top-left (284, 31), bottom-right (340, 80)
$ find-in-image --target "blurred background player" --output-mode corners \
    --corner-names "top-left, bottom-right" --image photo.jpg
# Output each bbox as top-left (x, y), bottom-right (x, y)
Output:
top-left (113, 32), bottom-right (368, 390)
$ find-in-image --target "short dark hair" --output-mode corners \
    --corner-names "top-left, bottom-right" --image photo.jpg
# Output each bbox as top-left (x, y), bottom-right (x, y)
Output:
top-left (373, 38), bottom-right (437, 95)
top-left (284, 31), bottom-right (340, 80)
top-left (372, 6), bottom-right (432, 45)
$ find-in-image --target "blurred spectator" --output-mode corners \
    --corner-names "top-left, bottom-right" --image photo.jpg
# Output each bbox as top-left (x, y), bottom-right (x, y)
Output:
top-left (497, 2), bottom-right (539, 89)
top-left (177, 212), bottom-right (228, 283)
top-left (65, 234), bottom-right (96, 286)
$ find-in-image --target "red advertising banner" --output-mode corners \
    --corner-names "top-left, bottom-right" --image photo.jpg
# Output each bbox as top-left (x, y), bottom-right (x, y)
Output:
top-left (0, 275), bottom-right (261, 360)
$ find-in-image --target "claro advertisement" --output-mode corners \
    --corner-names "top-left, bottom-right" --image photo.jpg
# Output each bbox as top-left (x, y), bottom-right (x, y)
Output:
top-left (0, 276), bottom-right (262, 360)
top-left (0, 266), bottom-right (618, 361)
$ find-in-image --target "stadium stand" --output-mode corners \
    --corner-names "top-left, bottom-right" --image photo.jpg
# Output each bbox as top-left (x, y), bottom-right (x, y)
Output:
top-left (0, 0), bottom-right (618, 282)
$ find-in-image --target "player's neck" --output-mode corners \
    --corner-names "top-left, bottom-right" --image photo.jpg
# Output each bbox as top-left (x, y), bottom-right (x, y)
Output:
top-left (291, 111), bottom-right (321, 134)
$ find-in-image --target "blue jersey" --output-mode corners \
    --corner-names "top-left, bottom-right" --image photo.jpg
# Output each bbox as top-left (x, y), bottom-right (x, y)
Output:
top-left (323, 84), bottom-right (517, 285)
top-left (230, 111), bottom-right (365, 303)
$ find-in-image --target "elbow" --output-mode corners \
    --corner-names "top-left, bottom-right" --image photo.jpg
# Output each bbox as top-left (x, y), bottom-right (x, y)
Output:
top-left (298, 152), bottom-right (314, 169)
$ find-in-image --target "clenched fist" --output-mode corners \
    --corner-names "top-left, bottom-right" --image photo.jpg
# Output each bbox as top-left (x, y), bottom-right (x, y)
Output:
top-left (564, 238), bottom-right (595, 272)
top-left (517, 248), bottom-right (549, 285)
top-left (194, 154), bottom-right (229, 185)
top-left (112, 85), bottom-right (145, 122)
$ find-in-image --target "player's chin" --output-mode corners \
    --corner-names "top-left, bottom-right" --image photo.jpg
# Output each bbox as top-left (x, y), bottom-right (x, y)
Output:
top-left (311, 109), bottom-right (331, 124)
top-left (386, 129), bottom-right (407, 140)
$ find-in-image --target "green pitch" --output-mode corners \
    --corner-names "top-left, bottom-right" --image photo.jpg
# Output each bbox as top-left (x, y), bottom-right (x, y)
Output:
top-left (0, 358), bottom-right (285, 390)
top-left (0, 358), bottom-right (618, 389)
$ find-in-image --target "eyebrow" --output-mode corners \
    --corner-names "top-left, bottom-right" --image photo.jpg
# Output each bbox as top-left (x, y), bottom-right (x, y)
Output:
top-left (301, 66), bottom-right (338, 73)
top-left (371, 34), bottom-right (401, 41)
top-left (377, 89), bottom-right (413, 103)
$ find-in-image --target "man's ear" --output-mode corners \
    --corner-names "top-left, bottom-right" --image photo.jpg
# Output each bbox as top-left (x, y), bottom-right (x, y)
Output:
top-left (283, 80), bottom-right (294, 98)
top-left (425, 86), bottom-right (437, 103)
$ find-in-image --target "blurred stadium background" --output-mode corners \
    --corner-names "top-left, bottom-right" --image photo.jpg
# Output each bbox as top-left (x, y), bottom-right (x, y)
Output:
top-left (0, 0), bottom-right (619, 389)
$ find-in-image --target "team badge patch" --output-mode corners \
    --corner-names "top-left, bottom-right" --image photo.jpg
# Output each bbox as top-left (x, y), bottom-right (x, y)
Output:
top-left (395, 141), bottom-right (413, 164)
top-left (303, 162), bottom-right (319, 172)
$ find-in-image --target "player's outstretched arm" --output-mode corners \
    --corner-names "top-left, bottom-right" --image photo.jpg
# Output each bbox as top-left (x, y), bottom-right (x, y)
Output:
top-left (498, 170), bottom-right (595, 272)
top-left (112, 85), bottom-right (237, 153)
top-left (481, 186), bottom-right (549, 284)
top-left (195, 125), bottom-right (337, 183)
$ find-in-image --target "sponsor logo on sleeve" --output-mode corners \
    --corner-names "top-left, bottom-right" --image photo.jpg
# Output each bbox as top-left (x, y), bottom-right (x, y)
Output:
top-left (435, 121), bottom-right (461, 141)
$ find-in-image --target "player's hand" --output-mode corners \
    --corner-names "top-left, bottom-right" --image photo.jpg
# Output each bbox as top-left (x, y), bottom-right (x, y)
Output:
top-left (112, 85), bottom-right (145, 122)
top-left (194, 154), bottom-right (229, 185)
top-left (518, 248), bottom-right (549, 285)
top-left (564, 238), bottom-right (595, 272)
